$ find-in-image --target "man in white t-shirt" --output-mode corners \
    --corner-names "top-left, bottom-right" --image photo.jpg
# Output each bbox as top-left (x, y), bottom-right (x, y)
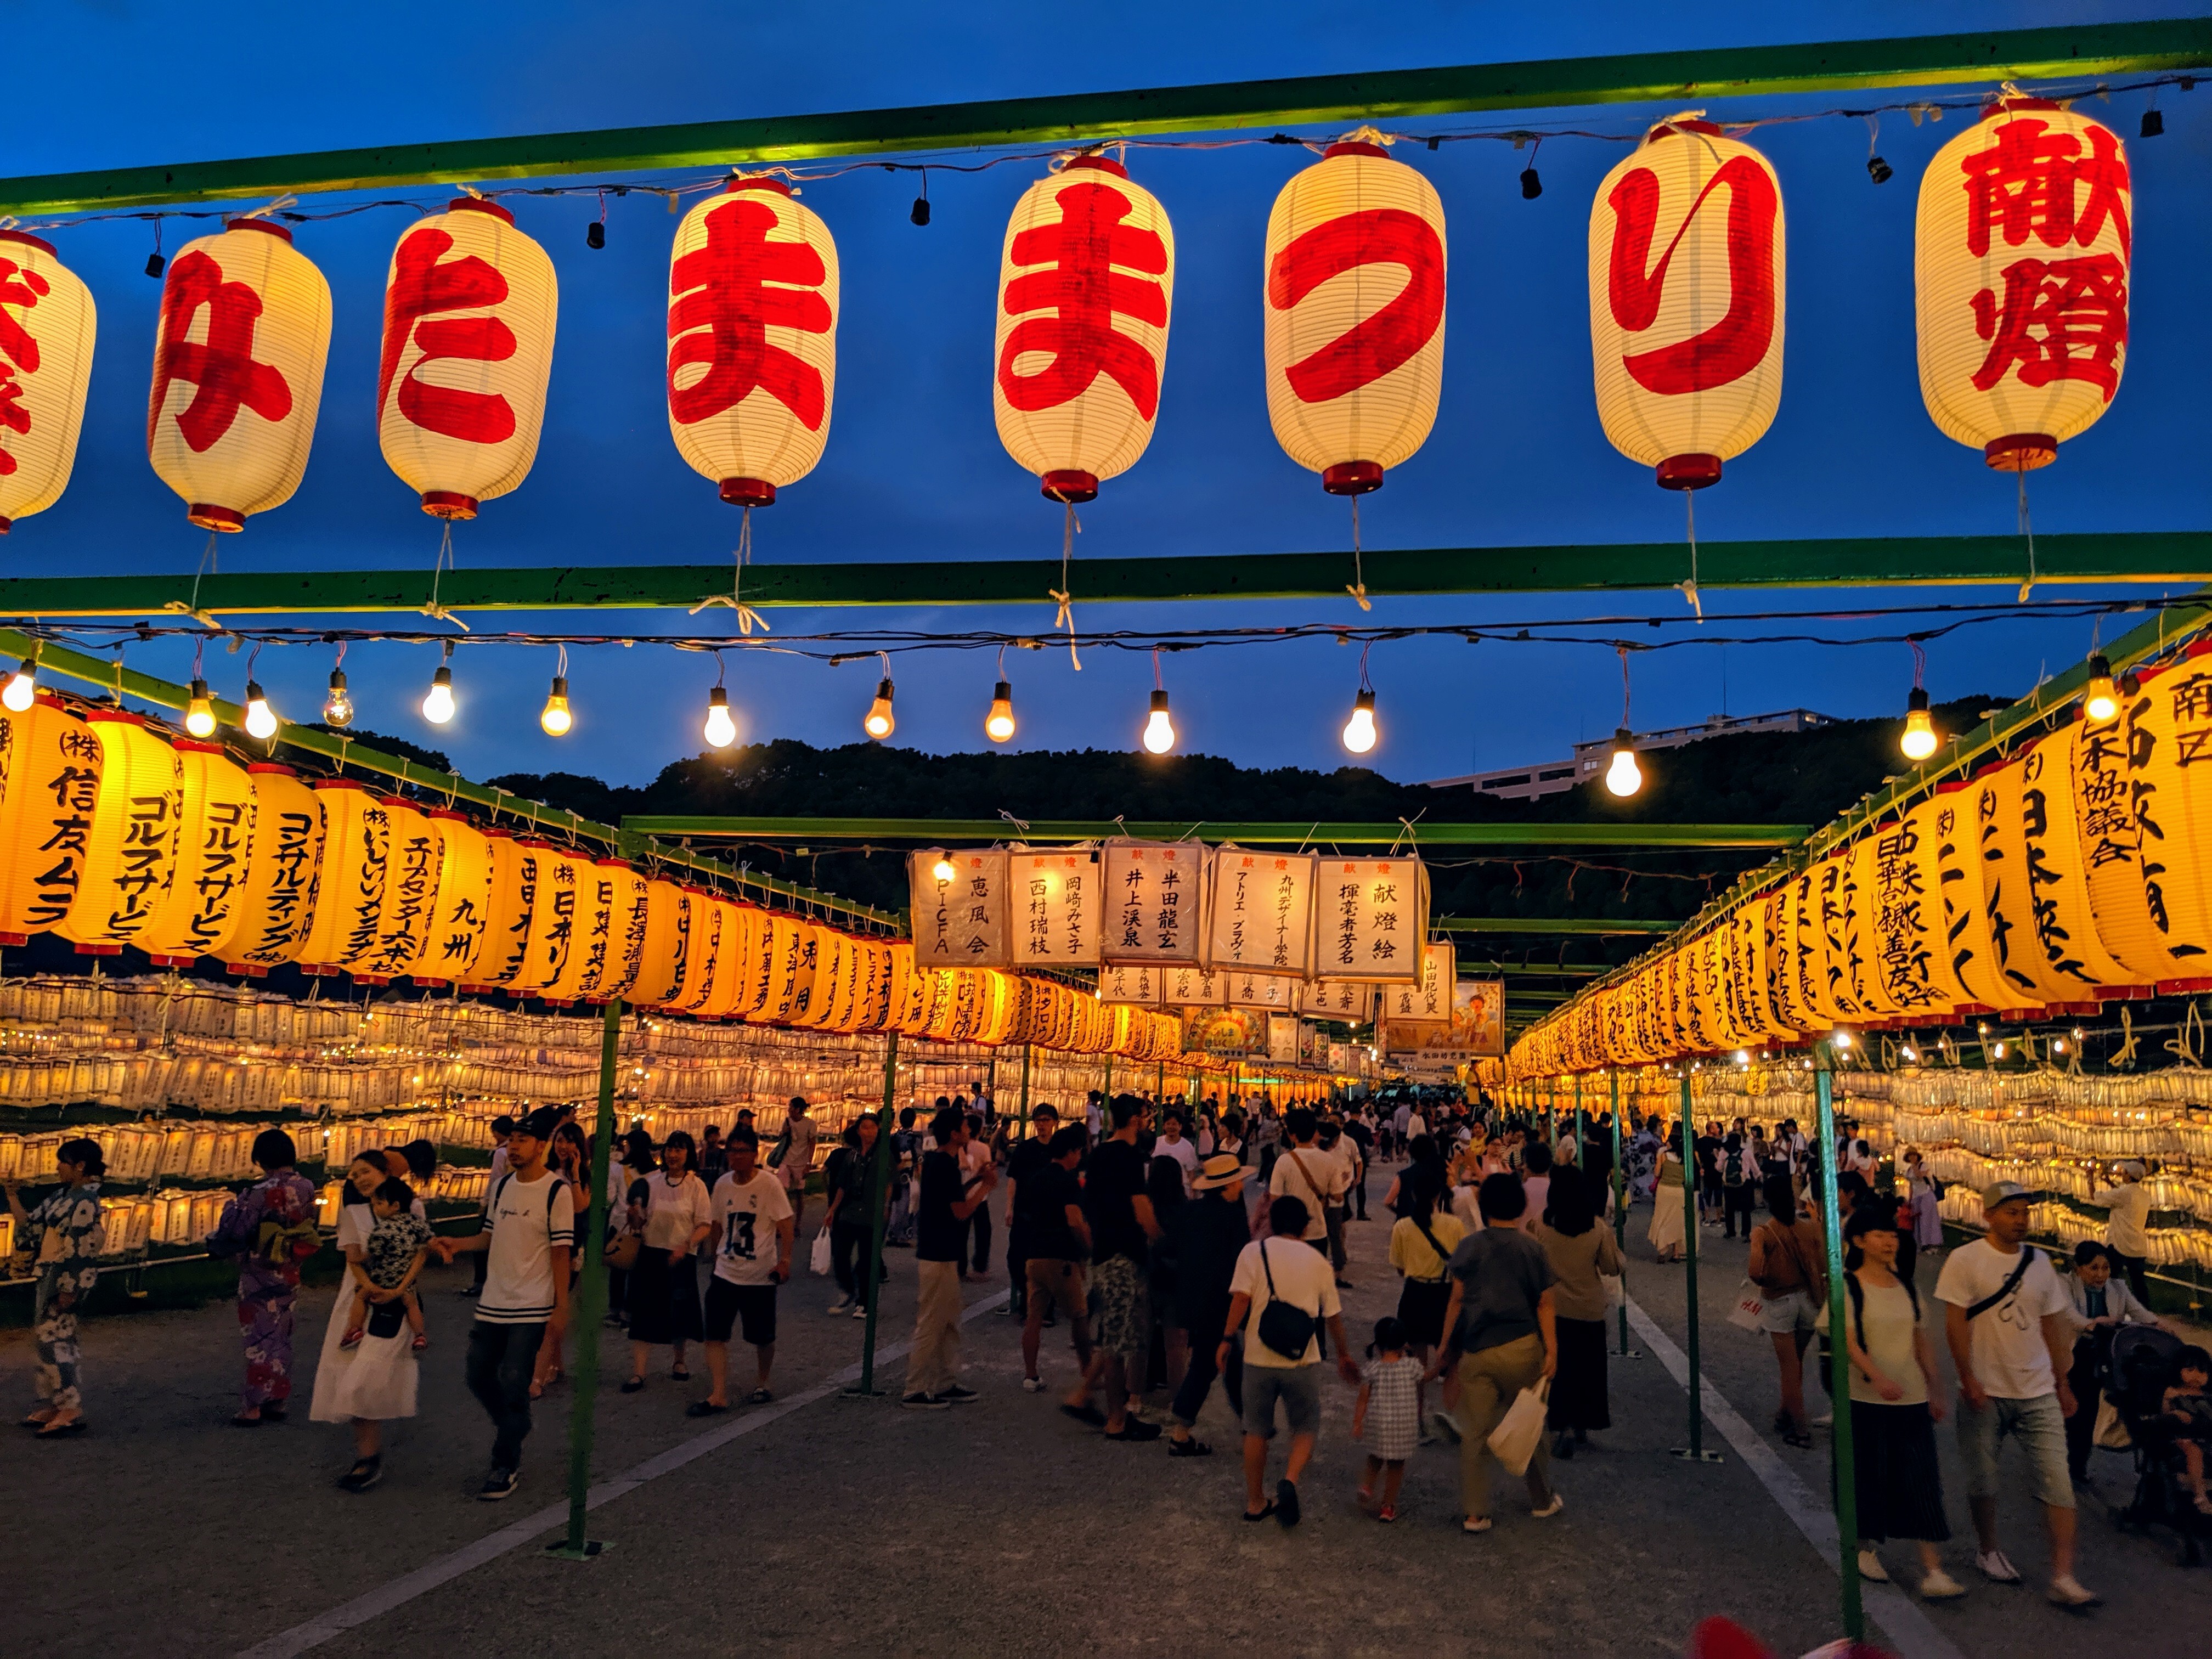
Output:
top-left (2093, 1161), bottom-right (2154, 1302)
top-left (1936, 1181), bottom-right (2095, 1606)
top-left (432, 1107), bottom-right (573, 1502)
top-left (1267, 1110), bottom-right (1333, 1249)
top-left (696, 1128), bottom-right (793, 1412)
top-left (1155, 1110), bottom-right (1201, 1194)
top-left (776, 1098), bottom-right (816, 1228)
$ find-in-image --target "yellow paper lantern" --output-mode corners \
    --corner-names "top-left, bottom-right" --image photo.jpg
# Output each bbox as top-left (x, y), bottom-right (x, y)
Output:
top-left (215, 763), bottom-right (323, 975)
top-left (378, 199), bottom-right (557, 518)
top-left (1976, 744), bottom-right (2128, 1007)
top-left (56, 710), bottom-right (182, 955)
top-left (573, 859), bottom-right (646, 1002)
top-left (2124, 641), bottom-right (2212, 988)
top-left (291, 782), bottom-right (386, 977)
top-left (139, 738), bottom-right (257, 967)
top-left (1916, 780), bottom-right (2016, 1015)
top-left (146, 219), bottom-right (331, 532)
top-left (629, 877), bottom-right (690, 1007)
top-left (665, 890), bottom-right (730, 1016)
top-left (1916, 100), bottom-right (2131, 472)
top-left (0, 230), bottom-right (96, 534)
top-left (409, 810), bottom-right (492, 988)
top-left (2075, 690), bottom-right (2210, 988)
top-left (351, 797), bottom-right (442, 983)
top-left (0, 693), bottom-right (103, 946)
top-left (1589, 120), bottom-right (1784, 490)
top-left (1842, 833), bottom-right (1903, 1020)
top-left (543, 850), bottom-right (613, 1005)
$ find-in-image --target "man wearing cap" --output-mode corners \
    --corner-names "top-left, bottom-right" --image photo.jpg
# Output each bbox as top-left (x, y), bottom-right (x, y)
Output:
top-left (2092, 1161), bottom-right (2154, 1304)
top-left (1936, 1181), bottom-right (2096, 1606)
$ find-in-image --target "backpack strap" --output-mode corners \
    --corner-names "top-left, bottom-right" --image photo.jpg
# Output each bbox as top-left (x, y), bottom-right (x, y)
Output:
top-left (1965, 1246), bottom-right (2036, 1321)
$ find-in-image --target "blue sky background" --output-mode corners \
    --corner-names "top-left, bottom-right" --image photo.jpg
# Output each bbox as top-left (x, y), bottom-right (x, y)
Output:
top-left (7, 0), bottom-right (2207, 788)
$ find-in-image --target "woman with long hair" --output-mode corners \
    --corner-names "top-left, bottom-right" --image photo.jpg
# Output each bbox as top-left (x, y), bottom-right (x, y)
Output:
top-left (1385, 1165), bottom-right (1464, 1436)
top-left (623, 1131), bottom-right (711, 1392)
top-left (309, 1149), bottom-right (424, 1491)
top-left (1532, 1166), bottom-right (1623, 1458)
top-left (1646, 1127), bottom-right (1687, 1263)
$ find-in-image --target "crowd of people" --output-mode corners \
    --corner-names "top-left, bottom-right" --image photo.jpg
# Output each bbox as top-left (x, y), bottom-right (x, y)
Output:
top-left (8, 1081), bottom-right (2207, 1612)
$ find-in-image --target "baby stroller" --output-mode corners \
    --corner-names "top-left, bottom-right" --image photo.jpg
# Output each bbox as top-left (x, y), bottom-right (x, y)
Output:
top-left (2107, 1323), bottom-right (2205, 1566)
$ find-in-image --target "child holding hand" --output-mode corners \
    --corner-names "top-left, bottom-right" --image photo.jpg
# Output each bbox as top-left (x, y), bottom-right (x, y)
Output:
top-left (343, 1179), bottom-right (433, 1353)
top-left (1355, 1316), bottom-right (1422, 1522)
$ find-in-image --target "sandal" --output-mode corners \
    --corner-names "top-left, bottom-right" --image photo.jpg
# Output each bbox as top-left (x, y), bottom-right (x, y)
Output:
top-left (619, 1376), bottom-right (646, 1393)
top-left (670, 1366), bottom-right (691, 1382)
top-left (410, 1334), bottom-right (428, 1353)
top-left (340, 1328), bottom-right (365, 1350)
top-left (743, 1387), bottom-right (775, 1405)
top-left (36, 1417), bottom-right (86, 1437)
top-left (686, 1400), bottom-right (730, 1417)
top-left (1462, 1516), bottom-right (1494, 1533)
top-left (1240, 1502), bottom-right (1278, 1523)
top-left (1378, 1503), bottom-right (1398, 1523)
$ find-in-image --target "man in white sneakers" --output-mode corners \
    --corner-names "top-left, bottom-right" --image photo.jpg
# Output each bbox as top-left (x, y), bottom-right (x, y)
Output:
top-left (693, 1127), bottom-right (793, 1415)
top-left (1936, 1181), bottom-right (2097, 1607)
top-left (432, 1107), bottom-right (573, 1501)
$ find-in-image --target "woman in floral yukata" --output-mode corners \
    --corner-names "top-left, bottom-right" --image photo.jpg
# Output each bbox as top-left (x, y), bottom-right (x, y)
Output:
top-left (206, 1129), bottom-right (320, 1426)
top-left (4, 1136), bottom-right (106, 1436)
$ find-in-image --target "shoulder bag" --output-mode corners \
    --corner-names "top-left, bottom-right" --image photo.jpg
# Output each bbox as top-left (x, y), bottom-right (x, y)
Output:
top-left (1254, 1239), bottom-right (1318, 1362)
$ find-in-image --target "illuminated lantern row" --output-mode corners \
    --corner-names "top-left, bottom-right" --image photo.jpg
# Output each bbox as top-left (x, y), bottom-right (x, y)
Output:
top-left (0, 230), bottom-right (96, 534)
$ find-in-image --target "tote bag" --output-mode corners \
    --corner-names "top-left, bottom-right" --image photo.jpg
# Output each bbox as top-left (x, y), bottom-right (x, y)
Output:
top-left (1486, 1377), bottom-right (1551, 1476)
top-left (1726, 1278), bottom-right (1767, 1333)
top-left (809, 1229), bottom-right (834, 1277)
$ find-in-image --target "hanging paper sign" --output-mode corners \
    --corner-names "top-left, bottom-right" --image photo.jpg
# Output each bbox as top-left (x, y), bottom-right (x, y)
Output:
top-left (1319, 856), bottom-right (1428, 981)
top-left (1267, 1013), bottom-right (1300, 1062)
top-left (1205, 849), bottom-right (1315, 976)
top-left (1010, 849), bottom-right (1103, 964)
top-left (1387, 975), bottom-right (1504, 1059)
top-left (909, 848), bottom-right (1009, 967)
top-left (1101, 839), bottom-right (1206, 965)
top-left (1098, 961), bottom-right (1160, 1005)
top-left (1226, 968), bottom-right (1300, 1010)
top-left (1187, 1006), bottom-right (1263, 1056)
top-left (1379, 941), bottom-right (1454, 1025)
top-left (1160, 962), bottom-right (1225, 1007)
top-left (1299, 977), bottom-right (1376, 1022)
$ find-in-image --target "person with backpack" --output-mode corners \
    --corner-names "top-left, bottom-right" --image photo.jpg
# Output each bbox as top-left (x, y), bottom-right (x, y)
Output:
top-left (1218, 1194), bottom-right (1360, 1526)
top-left (1719, 1131), bottom-right (1759, 1240)
top-left (205, 1129), bottom-right (319, 1427)
top-left (1386, 1166), bottom-right (1464, 1440)
top-left (1820, 1204), bottom-right (1963, 1600)
top-left (430, 1107), bottom-right (574, 1500)
top-left (1935, 1182), bottom-right (2095, 1606)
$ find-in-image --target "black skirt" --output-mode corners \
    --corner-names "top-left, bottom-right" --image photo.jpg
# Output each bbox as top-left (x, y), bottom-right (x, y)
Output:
top-left (1845, 1400), bottom-right (1951, 1544)
top-left (1547, 1316), bottom-right (1611, 1430)
top-left (627, 1246), bottom-right (704, 1347)
top-left (1396, 1278), bottom-right (1453, 1350)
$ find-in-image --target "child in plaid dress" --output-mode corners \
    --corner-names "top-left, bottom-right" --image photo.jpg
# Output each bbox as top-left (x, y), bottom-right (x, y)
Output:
top-left (1355, 1317), bottom-right (1422, 1521)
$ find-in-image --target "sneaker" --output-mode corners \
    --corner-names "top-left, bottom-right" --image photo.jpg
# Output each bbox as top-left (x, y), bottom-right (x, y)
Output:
top-left (1532, 1492), bottom-right (1565, 1520)
top-left (477, 1466), bottom-right (519, 1502)
top-left (1427, 1409), bottom-right (1463, 1444)
top-left (934, 1385), bottom-right (980, 1405)
top-left (901, 1391), bottom-right (950, 1410)
top-left (1021, 1376), bottom-right (1046, 1393)
top-left (826, 1298), bottom-right (855, 1316)
top-left (1276, 1477), bottom-right (1301, 1527)
top-left (1920, 1568), bottom-right (1966, 1600)
top-left (851, 1304), bottom-right (869, 1321)
top-left (1857, 1547), bottom-right (1891, 1582)
top-left (2046, 1575), bottom-right (2100, 1608)
top-left (1976, 1549), bottom-right (2021, 1584)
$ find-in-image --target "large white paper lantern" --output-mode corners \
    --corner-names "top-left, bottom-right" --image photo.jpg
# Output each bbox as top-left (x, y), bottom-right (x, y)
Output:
top-left (146, 219), bottom-right (331, 531)
top-left (1916, 98), bottom-right (2131, 471)
top-left (667, 177), bottom-right (839, 507)
top-left (377, 198), bottom-right (558, 518)
top-left (1263, 140), bottom-right (1444, 494)
top-left (1588, 119), bottom-right (1784, 489)
top-left (993, 156), bottom-right (1174, 502)
top-left (0, 230), bottom-right (95, 534)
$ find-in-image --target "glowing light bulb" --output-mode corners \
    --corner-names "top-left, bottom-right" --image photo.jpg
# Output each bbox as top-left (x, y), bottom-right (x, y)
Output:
top-left (1900, 687), bottom-right (1938, 760)
top-left (1604, 730), bottom-right (1642, 798)
top-left (863, 678), bottom-right (896, 740)
top-left (323, 668), bottom-right (353, 729)
top-left (1901, 1045), bottom-right (1918, 1062)
top-left (2, 659), bottom-right (36, 713)
top-left (184, 677), bottom-right (219, 738)
top-left (537, 675), bottom-right (573, 737)
top-left (985, 681), bottom-right (1016, 743)
top-left (242, 681), bottom-right (278, 741)
top-left (1142, 689), bottom-right (1176, 755)
top-left (702, 686), bottom-right (737, 749)
top-left (1832, 1030), bottom-right (1853, 1049)
top-left (931, 856), bottom-right (956, 883)
top-left (422, 665), bottom-right (456, 725)
top-left (2083, 653), bottom-right (2119, 723)
top-left (1341, 689), bottom-right (1378, 755)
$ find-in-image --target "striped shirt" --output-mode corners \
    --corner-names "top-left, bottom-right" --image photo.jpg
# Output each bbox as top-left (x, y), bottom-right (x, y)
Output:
top-left (476, 1171), bottom-right (575, 1327)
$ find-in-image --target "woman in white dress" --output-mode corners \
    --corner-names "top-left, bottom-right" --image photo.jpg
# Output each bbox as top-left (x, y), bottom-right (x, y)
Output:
top-left (1646, 1131), bottom-right (1687, 1263)
top-left (310, 1150), bottom-right (421, 1492)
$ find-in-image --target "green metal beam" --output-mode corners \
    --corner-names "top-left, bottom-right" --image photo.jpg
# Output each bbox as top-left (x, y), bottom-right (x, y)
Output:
top-left (0, 627), bottom-right (899, 930)
top-left (3, 532), bottom-right (2203, 619)
top-left (2, 21), bottom-right (2202, 214)
top-left (1436, 916), bottom-right (1681, 935)
top-left (619, 816), bottom-right (1805, 850)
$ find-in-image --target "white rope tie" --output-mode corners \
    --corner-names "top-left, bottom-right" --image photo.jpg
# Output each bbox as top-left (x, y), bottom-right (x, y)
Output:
top-left (420, 521), bottom-right (471, 630)
top-left (1347, 495), bottom-right (1370, 611)
top-left (1679, 490), bottom-right (1703, 620)
top-left (688, 506), bottom-right (772, 633)
top-left (1050, 499), bottom-right (1083, 670)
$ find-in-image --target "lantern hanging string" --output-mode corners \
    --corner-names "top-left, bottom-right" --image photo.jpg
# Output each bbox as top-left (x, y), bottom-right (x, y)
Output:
top-left (421, 521), bottom-right (470, 631)
top-left (1049, 498), bottom-right (1083, 672)
top-left (687, 506), bottom-right (771, 634)
top-left (1679, 492), bottom-right (1702, 621)
top-left (2017, 469), bottom-right (2038, 604)
top-left (1348, 497), bottom-right (1370, 612)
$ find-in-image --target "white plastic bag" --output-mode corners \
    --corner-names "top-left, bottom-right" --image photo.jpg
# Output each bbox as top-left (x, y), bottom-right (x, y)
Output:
top-left (809, 1229), bottom-right (833, 1277)
top-left (1486, 1378), bottom-right (1551, 1476)
top-left (1600, 1272), bottom-right (1625, 1311)
top-left (1726, 1278), bottom-right (1767, 1333)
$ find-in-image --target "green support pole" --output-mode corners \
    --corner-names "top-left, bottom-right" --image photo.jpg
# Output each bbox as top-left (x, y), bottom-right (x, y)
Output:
top-left (1672, 1075), bottom-right (1722, 1463)
top-left (1814, 1043), bottom-right (1865, 1641)
top-left (1104, 1053), bottom-right (1113, 1104)
top-left (847, 1031), bottom-right (899, 1398)
top-left (1610, 1071), bottom-right (1638, 1359)
top-left (551, 995), bottom-right (621, 1560)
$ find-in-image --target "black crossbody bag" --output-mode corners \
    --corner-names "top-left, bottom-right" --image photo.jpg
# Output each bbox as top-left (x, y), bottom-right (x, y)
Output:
top-left (1255, 1239), bottom-right (1318, 1362)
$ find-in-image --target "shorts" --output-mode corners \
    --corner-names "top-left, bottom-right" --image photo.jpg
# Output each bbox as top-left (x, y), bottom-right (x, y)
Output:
top-left (703, 1278), bottom-right (778, 1347)
top-left (1757, 1289), bottom-right (1819, 1335)
top-left (1956, 1391), bottom-right (2073, 1509)
top-left (1242, 1361), bottom-right (1322, 1440)
top-left (1090, 1254), bottom-right (1148, 1358)
top-left (1024, 1256), bottom-right (1087, 1318)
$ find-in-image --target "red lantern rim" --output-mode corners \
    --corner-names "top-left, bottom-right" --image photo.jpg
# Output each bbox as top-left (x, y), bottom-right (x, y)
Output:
top-left (1983, 97), bottom-right (2065, 118)
top-left (1322, 141), bottom-right (1390, 160)
top-left (312, 777), bottom-right (371, 792)
top-left (223, 218), bottom-right (294, 242)
top-left (86, 707), bottom-right (148, 727)
top-left (425, 806), bottom-right (475, 822)
top-left (725, 176), bottom-right (794, 198)
top-left (172, 738), bottom-right (225, 755)
top-left (1063, 155), bottom-right (1128, 178)
top-left (1983, 434), bottom-right (2057, 472)
top-left (421, 490), bottom-right (480, 520)
top-left (1649, 118), bottom-right (1724, 140)
top-left (446, 197), bottom-right (516, 224)
top-left (245, 761), bottom-right (297, 776)
top-left (0, 228), bottom-right (57, 257)
top-left (188, 504), bottom-right (247, 533)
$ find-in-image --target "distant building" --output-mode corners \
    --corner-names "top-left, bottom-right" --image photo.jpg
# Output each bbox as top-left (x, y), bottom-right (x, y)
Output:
top-left (1426, 709), bottom-right (1838, 802)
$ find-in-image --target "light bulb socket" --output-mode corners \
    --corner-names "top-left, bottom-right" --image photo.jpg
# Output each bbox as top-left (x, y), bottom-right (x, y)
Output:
top-left (431, 665), bottom-right (453, 690)
top-left (708, 686), bottom-right (730, 710)
top-left (873, 676), bottom-right (895, 702)
top-left (992, 679), bottom-right (1013, 703)
top-left (189, 676), bottom-right (211, 700)
top-left (244, 679), bottom-right (266, 703)
top-left (1352, 688), bottom-right (1376, 715)
top-left (327, 667), bottom-right (348, 693)
top-left (1907, 686), bottom-right (1930, 714)
top-left (2087, 653), bottom-right (2113, 680)
top-left (585, 220), bottom-right (606, 249)
top-left (549, 675), bottom-right (568, 699)
top-left (1149, 689), bottom-right (1171, 715)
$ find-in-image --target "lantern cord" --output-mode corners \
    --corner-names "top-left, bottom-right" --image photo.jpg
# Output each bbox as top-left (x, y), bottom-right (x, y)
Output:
top-left (687, 508), bottom-right (771, 634)
top-left (1679, 492), bottom-right (1703, 620)
top-left (1909, 637), bottom-right (1927, 689)
top-left (2114, 1003), bottom-right (2140, 1070)
top-left (1618, 644), bottom-right (1633, 728)
top-left (2017, 470), bottom-right (2038, 603)
top-left (421, 522), bottom-right (471, 631)
top-left (1347, 497), bottom-right (1370, 612)
top-left (166, 533), bottom-right (225, 630)
top-left (1050, 500), bottom-right (1083, 671)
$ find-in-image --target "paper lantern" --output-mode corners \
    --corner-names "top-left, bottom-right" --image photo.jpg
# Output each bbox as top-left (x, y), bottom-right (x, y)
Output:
top-left (667, 178), bottom-right (839, 507)
top-left (1262, 140), bottom-right (1445, 494)
top-left (0, 693), bottom-right (103, 945)
top-left (454, 828), bottom-right (521, 991)
top-left (1916, 780), bottom-right (2015, 1015)
top-left (1205, 850), bottom-right (1317, 975)
top-left (993, 156), bottom-right (1174, 503)
top-left (629, 877), bottom-right (690, 1006)
top-left (1100, 840), bottom-right (1209, 966)
top-left (755, 912), bottom-right (817, 1024)
top-left (659, 889), bottom-right (721, 1015)
top-left (292, 781), bottom-right (386, 975)
top-left (409, 811), bottom-right (492, 987)
top-left (2075, 687), bottom-right (2212, 989)
top-left (854, 938), bottom-right (894, 1031)
top-left (1916, 100), bottom-right (2131, 472)
top-left (791, 927), bottom-right (849, 1030)
top-left (377, 199), bottom-right (558, 519)
top-left (0, 232), bottom-right (95, 534)
top-left (353, 798), bottom-right (442, 983)
top-left (1807, 853), bottom-right (1868, 1024)
top-left (1976, 746), bottom-right (2127, 1007)
top-left (573, 859), bottom-right (646, 1001)
top-left (1314, 855), bottom-right (1430, 981)
top-left (215, 763), bottom-right (322, 974)
top-left (146, 219), bottom-right (331, 531)
top-left (138, 740), bottom-right (257, 967)
top-left (2127, 641), bottom-right (2212, 988)
top-left (517, 847), bottom-right (589, 998)
top-left (53, 712), bottom-right (182, 955)
top-left (1589, 120), bottom-right (1784, 490)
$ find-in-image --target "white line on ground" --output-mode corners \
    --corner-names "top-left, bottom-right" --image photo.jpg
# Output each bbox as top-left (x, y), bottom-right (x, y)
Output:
top-left (236, 1290), bottom-right (1011, 1659)
top-left (1623, 1297), bottom-right (1969, 1659)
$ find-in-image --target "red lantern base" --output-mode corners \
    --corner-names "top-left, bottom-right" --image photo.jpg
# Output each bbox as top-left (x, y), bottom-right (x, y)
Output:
top-left (411, 976), bottom-right (448, 988)
top-left (1983, 433), bottom-right (2057, 472)
top-left (223, 962), bottom-right (269, 978)
top-left (188, 503), bottom-right (246, 533)
top-left (0, 932), bottom-right (24, 947)
top-left (1040, 469), bottom-right (1098, 504)
top-left (1322, 461), bottom-right (1384, 496)
top-left (353, 974), bottom-right (390, 986)
top-left (2159, 977), bottom-right (2212, 995)
top-left (720, 477), bottom-right (777, 507)
top-left (147, 953), bottom-right (198, 968)
top-left (72, 943), bottom-right (122, 956)
top-left (1656, 454), bottom-right (1722, 490)
top-left (420, 490), bottom-right (479, 520)
top-left (0, 516), bottom-right (12, 534)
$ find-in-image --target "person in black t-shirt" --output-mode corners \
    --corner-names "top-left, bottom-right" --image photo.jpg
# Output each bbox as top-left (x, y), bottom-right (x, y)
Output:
top-left (1000, 1105), bottom-right (1060, 1321)
top-left (901, 1108), bottom-right (995, 1410)
top-left (1062, 1095), bottom-right (1163, 1441)
top-left (1019, 1127), bottom-right (1095, 1391)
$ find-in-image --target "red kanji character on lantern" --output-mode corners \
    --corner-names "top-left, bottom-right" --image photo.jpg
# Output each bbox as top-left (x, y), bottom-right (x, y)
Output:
top-left (0, 254), bottom-right (49, 476)
top-left (1267, 208), bottom-right (1443, 403)
top-left (668, 195), bottom-right (832, 431)
top-left (1961, 117), bottom-right (2131, 258)
top-left (380, 227), bottom-right (517, 444)
top-left (150, 250), bottom-right (292, 453)
top-left (1971, 253), bottom-right (2128, 400)
top-left (998, 180), bottom-right (1169, 418)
